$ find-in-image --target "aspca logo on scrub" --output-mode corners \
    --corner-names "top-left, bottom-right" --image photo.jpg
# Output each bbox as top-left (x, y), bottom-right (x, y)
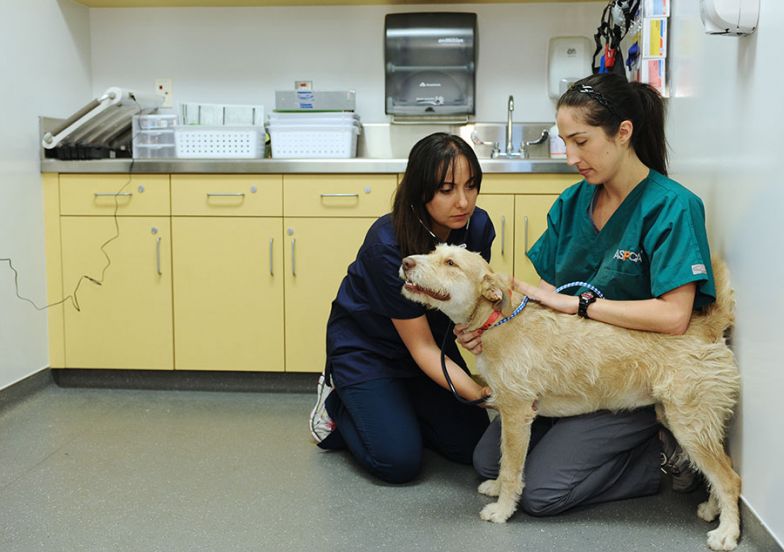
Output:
top-left (613, 249), bottom-right (643, 263)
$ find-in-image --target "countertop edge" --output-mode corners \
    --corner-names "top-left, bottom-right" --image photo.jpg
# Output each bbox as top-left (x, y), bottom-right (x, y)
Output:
top-left (40, 158), bottom-right (576, 174)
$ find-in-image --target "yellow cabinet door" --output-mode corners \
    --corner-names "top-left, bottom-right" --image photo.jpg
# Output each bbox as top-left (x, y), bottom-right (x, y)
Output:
top-left (60, 216), bottom-right (173, 369)
top-left (283, 218), bottom-right (376, 373)
top-left (172, 217), bottom-right (284, 372)
top-left (476, 195), bottom-right (514, 278)
top-left (514, 195), bottom-right (559, 285)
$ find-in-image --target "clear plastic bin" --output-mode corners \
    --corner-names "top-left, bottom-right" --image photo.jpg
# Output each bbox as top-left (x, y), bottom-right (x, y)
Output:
top-left (134, 129), bottom-right (176, 145)
top-left (137, 114), bottom-right (177, 129)
top-left (132, 114), bottom-right (178, 158)
top-left (133, 143), bottom-right (176, 159)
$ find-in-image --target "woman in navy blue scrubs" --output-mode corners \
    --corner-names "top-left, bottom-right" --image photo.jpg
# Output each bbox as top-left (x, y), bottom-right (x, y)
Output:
top-left (309, 133), bottom-right (493, 484)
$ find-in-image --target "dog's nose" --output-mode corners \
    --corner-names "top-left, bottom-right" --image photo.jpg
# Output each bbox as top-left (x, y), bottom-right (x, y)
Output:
top-left (402, 257), bottom-right (416, 271)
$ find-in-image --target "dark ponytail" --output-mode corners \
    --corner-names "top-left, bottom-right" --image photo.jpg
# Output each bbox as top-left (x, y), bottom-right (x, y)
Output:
top-left (557, 74), bottom-right (668, 175)
top-left (628, 81), bottom-right (668, 176)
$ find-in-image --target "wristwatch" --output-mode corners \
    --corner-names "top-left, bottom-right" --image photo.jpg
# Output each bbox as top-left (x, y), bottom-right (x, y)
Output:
top-left (578, 291), bottom-right (597, 319)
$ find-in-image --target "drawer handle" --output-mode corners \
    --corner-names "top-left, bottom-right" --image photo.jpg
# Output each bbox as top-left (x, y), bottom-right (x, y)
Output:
top-left (94, 192), bottom-right (132, 197)
top-left (320, 193), bottom-right (359, 198)
top-left (155, 236), bottom-right (162, 276)
top-left (291, 238), bottom-right (296, 277)
top-left (269, 238), bottom-right (274, 276)
top-left (207, 192), bottom-right (245, 198)
top-left (500, 215), bottom-right (506, 257)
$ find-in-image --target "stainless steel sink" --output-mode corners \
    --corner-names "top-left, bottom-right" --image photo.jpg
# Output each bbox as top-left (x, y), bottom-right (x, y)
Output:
top-left (358, 122), bottom-right (554, 160)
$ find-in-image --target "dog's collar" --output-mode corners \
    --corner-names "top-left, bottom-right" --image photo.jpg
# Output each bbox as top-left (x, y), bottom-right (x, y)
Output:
top-left (475, 295), bottom-right (530, 334)
top-left (485, 296), bottom-right (530, 332)
top-left (476, 310), bottom-right (503, 334)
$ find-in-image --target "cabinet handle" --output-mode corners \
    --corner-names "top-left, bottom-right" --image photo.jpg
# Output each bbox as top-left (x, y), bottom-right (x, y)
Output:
top-left (291, 238), bottom-right (296, 277)
top-left (523, 216), bottom-right (529, 254)
top-left (320, 193), bottom-right (359, 198)
top-left (155, 236), bottom-right (162, 275)
top-left (207, 192), bottom-right (245, 198)
top-left (94, 192), bottom-right (132, 197)
top-left (500, 215), bottom-right (506, 257)
top-left (269, 238), bottom-right (274, 276)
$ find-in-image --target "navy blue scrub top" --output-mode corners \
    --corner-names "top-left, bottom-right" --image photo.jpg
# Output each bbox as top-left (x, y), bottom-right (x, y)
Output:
top-left (326, 208), bottom-right (495, 389)
top-left (527, 169), bottom-right (715, 308)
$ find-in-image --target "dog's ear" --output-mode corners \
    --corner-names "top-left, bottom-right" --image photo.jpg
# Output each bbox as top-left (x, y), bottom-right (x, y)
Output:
top-left (481, 273), bottom-right (510, 313)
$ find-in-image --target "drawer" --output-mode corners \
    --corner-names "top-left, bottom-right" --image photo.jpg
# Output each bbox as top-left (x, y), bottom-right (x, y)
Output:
top-left (59, 174), bottom-right (170, 216)
top-left (172, 175), bottom-right (282, 216)
top-left (283, 174), bottom-right (396, 217)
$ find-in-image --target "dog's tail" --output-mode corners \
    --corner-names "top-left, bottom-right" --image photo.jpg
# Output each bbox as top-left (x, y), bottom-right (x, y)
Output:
top-left (689, 258), bottom-right (735, 342)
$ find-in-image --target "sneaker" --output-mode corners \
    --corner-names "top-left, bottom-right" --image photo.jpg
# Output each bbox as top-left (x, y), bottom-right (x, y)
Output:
top-left (309, 374), bottom-right (336, 444)
top-left (659, 428), bottom-right (702, 493)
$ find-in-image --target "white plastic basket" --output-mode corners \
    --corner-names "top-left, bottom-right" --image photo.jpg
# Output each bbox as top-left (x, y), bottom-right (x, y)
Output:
top-left (269, 124), bottom-right (360, 159)
top-left (174, 127), bottom-right (264, 159)
top-left (269, 112), bottom-right (359, 125)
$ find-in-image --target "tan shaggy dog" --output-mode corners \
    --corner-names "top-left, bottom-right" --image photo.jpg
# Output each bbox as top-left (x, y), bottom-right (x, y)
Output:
top-left (400, 244), bottom-right (741, 551)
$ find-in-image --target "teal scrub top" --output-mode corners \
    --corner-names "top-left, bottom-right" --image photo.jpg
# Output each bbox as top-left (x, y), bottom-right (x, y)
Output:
top-left (527, 169), bottom-right (715, 309)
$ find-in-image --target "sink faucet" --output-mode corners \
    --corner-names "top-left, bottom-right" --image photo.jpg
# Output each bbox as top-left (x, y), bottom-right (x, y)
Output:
top-left (506, 95), bottom-right (515, 156)
top-left (493, 95), bottom-right (523, 159)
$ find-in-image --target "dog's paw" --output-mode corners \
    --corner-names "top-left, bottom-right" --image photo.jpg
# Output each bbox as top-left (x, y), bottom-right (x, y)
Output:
top-left (479, 502), bottom-right (513, 523)
top-left (707, 527), bottom-right (739, 551)
top-left (698, 500), bottom-right (720, 522)
top-left (478, 479), bottom-right (500, 497)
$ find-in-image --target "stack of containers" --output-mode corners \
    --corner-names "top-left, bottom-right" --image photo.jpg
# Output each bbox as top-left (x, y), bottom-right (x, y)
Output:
top-left (132, 113), bottom-right (178, 159)
top-left (268, 112), bottom-right (361, 159)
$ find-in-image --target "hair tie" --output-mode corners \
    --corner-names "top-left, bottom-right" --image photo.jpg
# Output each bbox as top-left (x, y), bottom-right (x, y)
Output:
top-left (574, 84), bottom-right (622, 120)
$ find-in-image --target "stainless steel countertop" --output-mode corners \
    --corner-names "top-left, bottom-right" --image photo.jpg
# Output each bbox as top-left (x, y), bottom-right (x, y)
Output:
top-left (40, 158), bottom-right (575, 174)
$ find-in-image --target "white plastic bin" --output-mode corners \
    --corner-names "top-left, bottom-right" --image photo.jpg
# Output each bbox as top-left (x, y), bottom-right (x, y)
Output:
top-left (174, 126), bottom-right (264, 159)
top-left (269, 121), bottom-right (360, 159)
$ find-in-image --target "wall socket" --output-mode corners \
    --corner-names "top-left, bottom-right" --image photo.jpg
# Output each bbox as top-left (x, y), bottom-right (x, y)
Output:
top-left (155, 79), bottom-right (173, 108)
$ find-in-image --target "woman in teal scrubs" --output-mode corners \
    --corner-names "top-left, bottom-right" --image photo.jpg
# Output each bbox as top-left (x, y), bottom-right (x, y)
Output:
top-left (464, 73), bottom-right (715, 514)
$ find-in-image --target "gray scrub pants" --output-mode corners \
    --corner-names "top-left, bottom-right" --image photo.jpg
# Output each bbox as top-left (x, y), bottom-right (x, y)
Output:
top-left (473, 407), bottom-right (663, 516)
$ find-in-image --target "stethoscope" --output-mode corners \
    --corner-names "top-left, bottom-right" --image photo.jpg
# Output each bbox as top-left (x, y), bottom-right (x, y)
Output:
top-left (411, 204), bottom-right (470, 246)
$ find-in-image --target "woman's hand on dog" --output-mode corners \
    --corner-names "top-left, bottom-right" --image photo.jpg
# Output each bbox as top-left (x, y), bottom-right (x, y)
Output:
top-left (514, 279), bottom-right (579, 315)
top-left (454, 324), bottom-right (483, 354)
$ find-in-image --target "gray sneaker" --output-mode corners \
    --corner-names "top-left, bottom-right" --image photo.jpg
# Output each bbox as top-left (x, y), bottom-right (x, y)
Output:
top-left (309, 375), bottom-right (336, 445)
top-left (659, 428), bottom-right (702, 493)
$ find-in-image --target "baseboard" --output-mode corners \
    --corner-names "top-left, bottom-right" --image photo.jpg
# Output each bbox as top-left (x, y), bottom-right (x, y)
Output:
top-left (51, 369), bottom-right (319, 394)
top-left (0, 367), bottom-right (54, 412)
top-left (741, 497), bottom-right (784, 551)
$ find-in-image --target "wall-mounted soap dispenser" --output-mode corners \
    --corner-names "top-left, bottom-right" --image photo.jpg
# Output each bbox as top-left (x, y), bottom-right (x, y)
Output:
top-left (547, 36), bottom-right (593, 100)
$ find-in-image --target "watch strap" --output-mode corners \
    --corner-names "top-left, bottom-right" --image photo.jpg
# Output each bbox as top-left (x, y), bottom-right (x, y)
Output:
top-left (578, 291), bottom-right (597, 318)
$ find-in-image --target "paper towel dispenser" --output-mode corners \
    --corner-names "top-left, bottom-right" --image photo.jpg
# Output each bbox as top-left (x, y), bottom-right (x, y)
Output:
top-left (385, 12), bottom-right (477, 120)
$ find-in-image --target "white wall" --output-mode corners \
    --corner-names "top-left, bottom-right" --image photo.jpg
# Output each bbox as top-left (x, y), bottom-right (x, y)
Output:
top-left (3, 0), bottom-right (780, 544)
top-left (667, 2), bottom-right (783, 546)
top-left (0, 0), bottom-right (92, 391)
top-left (89, 2), bottom-right (603, 123)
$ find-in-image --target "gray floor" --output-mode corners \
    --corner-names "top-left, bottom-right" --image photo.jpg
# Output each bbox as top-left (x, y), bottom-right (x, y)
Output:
top-left (0, 386), bottom-right (775, 552)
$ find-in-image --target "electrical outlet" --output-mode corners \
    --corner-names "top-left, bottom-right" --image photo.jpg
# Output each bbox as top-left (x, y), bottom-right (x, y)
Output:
top-left (155, 79), bottom-right (173, 108)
